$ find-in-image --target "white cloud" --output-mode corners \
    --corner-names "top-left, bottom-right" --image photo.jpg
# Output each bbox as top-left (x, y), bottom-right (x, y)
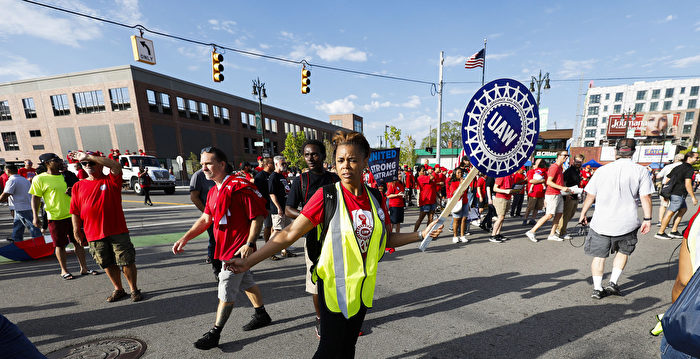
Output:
top-left (361, 101), bottom-right (392, 111)
top-left (625, 50), bottom-right (636, 55)
top-left (177, 46), bottom-right (210, 59)
top-left (370, 93), bottom-right (381, 99)
top-left (659, 15), bottom-right (675, 23)
top-left (208, 19), bottom-right (238, 34)
top-left (444, 55), bottom-right (466, 67)
top-left (259, 43), bottom-right (270, 49)
top-left (280, 31), bottom-right (295, 40)
top-left (0, 53), bottom-right (44, 80)
top-left (111, 0), bottom-right (143, 25)
top-left (447, 87), bottom-right (477, 96)
top-left (0, 0), bottom-right (102, 47)
top-left (316, 95), bottom-right (357, 114)
top-left (401, 95), bottom-right (421, 108)
top-left (311, 44), bottom-right (367, 62)
top-left (488, 52), bottom-right (513, 60)
top-left (558, 59), bottom-right (597, 79)
top-left (671, 54), bottom-right (700, 68)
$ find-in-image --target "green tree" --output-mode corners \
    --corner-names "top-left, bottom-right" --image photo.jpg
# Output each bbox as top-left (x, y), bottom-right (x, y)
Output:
top-left (282, 131), bottom-right (307, 169)
top-left (323, 139), bottom-right (334, 165)
top-left (419, 120), bottom-right (462, 150)
top-left (400, 134), bottom-right (418, 167)
top-left (188, 151), bottom-right (201, 173)
top-left (385, 125), bottom-right (401, 148)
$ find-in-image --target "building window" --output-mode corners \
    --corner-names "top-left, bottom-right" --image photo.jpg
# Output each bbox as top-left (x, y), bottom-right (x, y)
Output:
top-left (221, 107), bottom-right (230, 126)
top-left (589, 94), bottom-right (600, 104)
top-left (689, 99), bottom-right (697, 109)
top-left (32, 144), bottom-right (44, 150)
top-left (22, 98), bottom-right (37, 118)
top-left (50, 94), bottom-right (70, 116)
top-left (188, 99), bottom-right (199, 120)
top-left (109, 88), bottom-right (131, 111)
top-left (678, 100), bottom-right (684, 107)
top-left (1, 132), bottom-right (19, 151)
top-left (73, 90), bottom-right (105, 114)
top-left (244, 137), bottom-right (250, 153)
top-left (212, 105), bottom-right (221, 124)
top-left (663, 101), bottom-right (672, 111)
top-left (634, 103), bottom-right (644, 112)
top-left (600, 128), bottom-right (606, 135)
top-left (613, 105), bottom-right (621, 114)
top-left (271, 119), bottom-right (278, 133)
top-left (691, 86), bottom-right (699, 96)
top-left (602, 116), bottom-right (607, 123)
top-left (354, 120), bottom-right (363, 133)
top-left (604, 93), bottom-right (610, 100)
top-left (603, 105), bottom-right (608, 112)
top-left (265, 117), bottom-right (271, 132)
top-left (683, 124), bottom-right (692, 134)
top-left (147, 90), bottom-right (171, 114)
top-left (29, 130), bottom-right (41, 137)
top-left (584, 141), bottom-right (594, 147)
top-left (584, 129), bottom-right (596, 138)
top-left (681, 87), bottom-right (686, 94)
top-left (241, 112), bottom-right (248, 128)
top-left (0, 100), bottom-right (11, 121)
top-left (650, 102), bottom-right (659, 111)
top-left (636, 91), bottom-right (646, 101)
top-left (652, 89), bottom-right (661, 99)
top-left (160, 93), bottom-right (171, 114)
top-left (284, 122), bottom-right (289, 133)
top-left (177, 97), bottom-right (187, 117)
top-left (331, 119), bottom-right (343, 127)
top-left (587, 106), bottom-right (599, 115)
top-left (199, 102), bottom-right (209, 121)
top-left (614, 92), bottom-right (623, 102)
top-left (685, 112), bottom-right (695, 123)
top-left (586, 118), bottom-right (597, 127)
top-left (665, 88), bottom-right (674, 98)
top-left (248, 113), bottom-right (256, 130)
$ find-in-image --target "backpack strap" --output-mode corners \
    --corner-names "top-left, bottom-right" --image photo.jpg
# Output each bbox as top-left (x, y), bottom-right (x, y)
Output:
top-left (317, 183), bottom-right (338, 246)
top-left (301, 172), bottom-right (310, 203)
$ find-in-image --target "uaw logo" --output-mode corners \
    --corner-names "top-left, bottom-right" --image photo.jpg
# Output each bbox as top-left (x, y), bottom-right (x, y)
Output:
top-left (462, 78), bottom-right (539, 177)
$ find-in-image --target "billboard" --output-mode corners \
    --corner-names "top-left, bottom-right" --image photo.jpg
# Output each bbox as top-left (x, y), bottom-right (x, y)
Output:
top-left (607, 112), bottom-right (680, 138)
top-left (633, 143), bottom-right (676, 163)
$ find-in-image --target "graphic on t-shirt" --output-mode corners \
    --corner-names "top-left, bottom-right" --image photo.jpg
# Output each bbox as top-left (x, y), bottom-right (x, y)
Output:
top-left (351, 209), bottom-right (373, 253)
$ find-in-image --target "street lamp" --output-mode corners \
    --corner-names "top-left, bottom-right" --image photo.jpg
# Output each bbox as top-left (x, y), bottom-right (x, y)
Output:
top-left (251, 77), bottom-right (268, 155)
top-left (529, 70), bottom-right (551, 107)
top-left (384, 125), bottom-right (390, 149)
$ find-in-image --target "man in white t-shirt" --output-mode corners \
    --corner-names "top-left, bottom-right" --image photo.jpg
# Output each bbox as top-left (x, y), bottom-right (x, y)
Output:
top-left (0, 165), bottom-right (42, 241)
top-left (579, 138), bottom-right (654, 300)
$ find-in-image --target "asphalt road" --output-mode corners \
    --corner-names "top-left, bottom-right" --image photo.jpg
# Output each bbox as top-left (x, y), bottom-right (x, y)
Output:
top-left (0, 190), bottom-right (688, 358)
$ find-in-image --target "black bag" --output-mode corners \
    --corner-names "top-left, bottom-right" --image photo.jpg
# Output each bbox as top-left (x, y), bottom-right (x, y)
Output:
top-left (660, 171), bottom-right (678, 200)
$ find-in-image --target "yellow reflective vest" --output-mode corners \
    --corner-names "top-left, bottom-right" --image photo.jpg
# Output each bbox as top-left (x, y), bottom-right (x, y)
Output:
top-left (313, 182), bottom-right (387, 319)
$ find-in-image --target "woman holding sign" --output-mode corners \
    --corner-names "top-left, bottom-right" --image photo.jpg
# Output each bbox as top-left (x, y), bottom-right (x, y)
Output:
top-left (227, 131), bottom-right (443, 358)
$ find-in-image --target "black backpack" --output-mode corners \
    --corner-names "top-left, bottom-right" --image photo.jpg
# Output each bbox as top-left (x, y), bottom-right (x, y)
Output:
top-left (306, 184), bottom-right (382, 281)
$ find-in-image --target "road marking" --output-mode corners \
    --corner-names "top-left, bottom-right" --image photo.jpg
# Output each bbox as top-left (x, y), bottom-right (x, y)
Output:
top-left (128, 219), bottom-right (196, 229)
top-left (123, 200), bottom-right (192, 205)
top-left (123, 204), bottom-right (196, 212)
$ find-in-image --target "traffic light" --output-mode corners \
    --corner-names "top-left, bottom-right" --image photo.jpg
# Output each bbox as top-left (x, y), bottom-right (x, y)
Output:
top-left (212, 51), bottom-right (224, 82)
top-left (301, 66), bottom-right (311, 94)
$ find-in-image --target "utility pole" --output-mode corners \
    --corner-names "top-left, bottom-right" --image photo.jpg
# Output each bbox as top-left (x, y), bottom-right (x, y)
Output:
top-left (436, 51), bottom-right (444, 166)
top-left (252, 78), bottom-right (267, 155)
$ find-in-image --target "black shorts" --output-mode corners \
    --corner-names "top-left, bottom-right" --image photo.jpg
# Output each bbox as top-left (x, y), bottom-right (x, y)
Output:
top-left (584, 227), bottom-right (638, 258)
top-left (389, 207), bottom-right (404, 224)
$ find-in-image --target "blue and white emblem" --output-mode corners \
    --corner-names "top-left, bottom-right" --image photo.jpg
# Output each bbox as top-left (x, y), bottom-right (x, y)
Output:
top-left (462, 78), bottom-right (539, 177)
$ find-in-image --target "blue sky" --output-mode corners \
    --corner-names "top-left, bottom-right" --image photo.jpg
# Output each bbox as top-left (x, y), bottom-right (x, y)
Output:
top-left (2, 0), bottom-right (700, 148)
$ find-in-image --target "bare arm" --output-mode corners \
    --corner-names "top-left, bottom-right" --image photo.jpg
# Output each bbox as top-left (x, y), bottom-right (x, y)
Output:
top-left (285, 205), bottom-right (300, 219)
top-left (639, 194), bottom-right (652, 234)
top-left (71, 214), bottom-right (87, 245)
top-left (685, 178), bottom-right (697, 204)
top-left (270, 194), bottom-right (284, 215)
top-left (172, 212), bottom-right (213, 254)
top-left (72, 152), bottom-right (122, 176)
top-left (672, 236), bottom-right (694, 302)
top-left (386, 220), bottom-right (443, 248)
top-left (236, 216), bottom-right (264, 258)
top-left (189, 190), bottom-right (206, 212)
top-left (546, 176), bottom-right (568, 192)
top-left (529, 178), bottom-right (545, 184)
top-left (31, 195), bottom-right (42, 228)
top-left (578, 193), bottom-right (596, 224)
top-left (0, 192), bottom-right (9, 202)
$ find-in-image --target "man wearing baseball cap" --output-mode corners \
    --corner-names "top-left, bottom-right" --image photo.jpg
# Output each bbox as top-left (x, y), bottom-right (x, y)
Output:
top-left (29, 153), bottom-right (96, 280)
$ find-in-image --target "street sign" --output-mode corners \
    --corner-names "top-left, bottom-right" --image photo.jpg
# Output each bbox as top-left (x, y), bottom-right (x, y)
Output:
top-left (254, 141), bottom-right (264, 147)
top-left (255, 112), bottom-right (263, 135)
top-left (130, 35), bottom-right (156, 65)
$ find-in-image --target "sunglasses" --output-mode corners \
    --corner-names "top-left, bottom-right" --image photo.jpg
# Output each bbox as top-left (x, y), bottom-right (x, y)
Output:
top-left (80, 161), bottom-right (97, 167)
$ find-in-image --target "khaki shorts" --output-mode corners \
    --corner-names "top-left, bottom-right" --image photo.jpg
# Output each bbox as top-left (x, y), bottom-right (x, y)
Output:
top-left (527, 196), bottom-right (544, 212)
top-left (88, 232), bottom-right (135, 268)
top-left (545, 194), bottom-right (563, 215)
top-left (304, 240), bottom-right (317, 295)
top-left (218, 269), bottom-right (256, 302)
top-left (493, 197), bottom-right (511, 218)
top-left (271, 214), bottom-right (290, 231)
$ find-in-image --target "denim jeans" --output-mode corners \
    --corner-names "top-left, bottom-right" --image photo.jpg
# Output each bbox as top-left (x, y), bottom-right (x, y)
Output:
top-left (660, 335), bottom-right (697, 359)
top-left (0, 314), bottom-right (46, 359)
top-left (12, 210), bottom-right (42, 241)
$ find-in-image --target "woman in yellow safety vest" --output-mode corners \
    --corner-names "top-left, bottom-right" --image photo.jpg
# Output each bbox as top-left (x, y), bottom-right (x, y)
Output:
top-left (229, 130), bottom-right (443, 358)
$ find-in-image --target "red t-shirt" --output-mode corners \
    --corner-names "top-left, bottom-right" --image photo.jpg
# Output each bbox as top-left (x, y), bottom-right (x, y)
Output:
top-left (385, 181), bottom-right (405, 208)
top-left (512, 172), bottom-right (526, 194)
top-left (435, 172), bottom-right (447, 188)
top-left (545, 163), bottom-right (564, 195)
top-left (405, 171), bottom-right (415, 188)
top-left (77, 169), bottom-right (89, 180)
top-left (18, 167), bottom-right (36, 181)
top-left (204, 182), bottom-right (268, 261)
top-left (526, 168), bottom-right (547, 198)
top-left (448, 180), bottom-right (469, 204)
top-left (417, 174), bottom-right (437, 206)
top-left (301, 185), bottom-right (390, 255)
top-left (475, 177), bottom-right (486, 200)
top-left (494, 175), bottom-right (514, 200)
top-left (70, 173), bottom-right (128, 242)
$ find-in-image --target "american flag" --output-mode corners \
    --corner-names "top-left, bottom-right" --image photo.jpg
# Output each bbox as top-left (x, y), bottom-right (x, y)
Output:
top-left (465, 49), bottom-right (485, 69)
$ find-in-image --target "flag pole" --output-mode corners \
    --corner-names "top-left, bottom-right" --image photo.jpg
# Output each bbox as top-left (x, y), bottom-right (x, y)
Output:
top-left (482, 38), bottom-right (487, 86)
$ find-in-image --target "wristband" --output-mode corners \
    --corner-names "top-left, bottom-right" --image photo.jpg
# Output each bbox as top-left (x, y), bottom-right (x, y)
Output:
top-left (417, 231), bottom-right (423, 240)
top-left (244, 242), bottom-right (255, 247)
top-left (643, 217), bottom-right (652, 221)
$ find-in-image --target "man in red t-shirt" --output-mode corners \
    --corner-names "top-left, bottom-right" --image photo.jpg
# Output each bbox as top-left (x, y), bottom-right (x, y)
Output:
top-left (524, 159), bottom-right (547, 225)
top-left (510, 167), bottom-right (527, 218)
top-left (404, 166), bottom-right (415, 206)
top-left (434, 165), bottom-right (446, 207)
top-left (492, 174), bottom-right (516, 242)
top-left (70, 151), bottom-right (141, 303)
top-left (18, 159), bottom-right (36, 181)
top-left (413, 167), bottom-right (437, 232)
top-left (173, 147), bottom-right (271, 351)
top-left (526, 151), bottom-right (571, 242)
top-left (385, 179), bottom-right (406, 233)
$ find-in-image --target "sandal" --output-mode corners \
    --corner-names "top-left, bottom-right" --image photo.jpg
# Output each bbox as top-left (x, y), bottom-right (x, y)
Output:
top-left (282, 250), bottom-right (297, 258)
top-left (61, 273), bottom-right (74, 280)
top-left (269, 255), bottom-right (281, 261)
top-left (106, 289), bottom-right (128, 302)
top-left (81, 269), bottom-right (100, 276)
top-left (131, 289), bottom-right (143, 302)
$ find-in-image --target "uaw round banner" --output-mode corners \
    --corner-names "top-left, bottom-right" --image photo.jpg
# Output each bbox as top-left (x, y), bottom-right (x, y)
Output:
top-left (462, 78), bottom-right (540, 177)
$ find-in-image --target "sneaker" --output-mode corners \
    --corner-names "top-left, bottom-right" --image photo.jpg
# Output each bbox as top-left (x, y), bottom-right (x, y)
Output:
top-left (130, 289), bottom-right (143, 302)
top-left (521, 220), bottom-right (528, 226)
top-left (669, 231), bottom-right (684, 239)
top-left (194, 330), bottom-right (220, 350)
top-left (591, 289), bottom-right (607, 300)
top-left (315, 317), bottom-right (321, 339)
top-left (525, 231), bottom-right (537, 243)
top-left (655, 232), bottom-right (673, 240)
top-left (547, 235), bottom-right (564, 242)
top-left (497, 234), bottom-right (509, 241)
top-left (471, 220), bottom-right (481, 227)
top-left (242, 312), bottom-right (272, 331)
top-left (562, 234), bottom-right (572, 240)
top-left (604, 282), bottom-right (622, 296)
top-left (459, 236), bottom-right (469, 243)
top-left (656, 222), bottom-right (662, 227)
top-left (528, 219), bottom-right (536, 225)
top-left (452, 237), bottom-right (459, 243)
top-left (489, 236), bottom-right (502, 243)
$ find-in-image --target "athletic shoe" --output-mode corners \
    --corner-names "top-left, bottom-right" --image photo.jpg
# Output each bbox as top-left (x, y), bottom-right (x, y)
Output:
top-left (242, 312), bottom-right (272, 331)
top-left (488, 236), bottom-right (502, 243)
top-left (655, 232), bottom-right (673, 240)
top-left (471, 220), bottom-right (481, 227)
top-left (521, 220), bottom-right (528, 226)
top-left (525, 231), bottom-right (537, 243)
top-left (452, 237), bottom-right (460, 244)
top-left (656, 222), bottom-right (662, 227)
top-left (547, 235), bottom-right (564, 242)
top-left (669, 231), bottom-right (684, 239)
top-left (562, 234), bottom-right (572, 240)
top-left (528, 219), bottom-right (536, 225)
top-left (591, 289), bottom-right (607, 300)
top-left (496, 234), bottom-right (509, 242)
top-left (604, 282), bottom-right (622, 296)
top-left (459, 236), bottom-right (469, 243)
top-left (194, 330), bottom-right (220, 350)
